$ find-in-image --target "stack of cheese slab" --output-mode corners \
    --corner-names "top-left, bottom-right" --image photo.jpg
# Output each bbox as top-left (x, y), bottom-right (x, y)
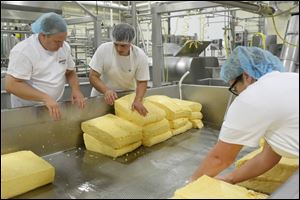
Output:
top-left (81, 114), bottom-right (142, 158)
top-left (115, 93), bottom-right (172, 147)
top-left (146, 95), bottom-right (193, 136)
top-left (172, 98), bottom-right (204, 129)
top-left (1, 150), bottom-right (55, 199)
top-left (235, 148), bottom-right (299, 194)
top-left (172, 175), bottom-right (268, 199)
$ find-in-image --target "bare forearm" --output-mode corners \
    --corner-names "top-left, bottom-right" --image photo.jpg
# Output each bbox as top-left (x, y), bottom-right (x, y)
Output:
top-left (66, 70), bottom-right (80, 92)
top-left (6, 80), bottom-right (49, 102)
top-left (90, 74), bottom-right (109, 94)
top-left (226, 145), bottom-right (281, 184)
top-left (135, 81), bottom-right (147, 101)
top-left (191, 153), bottom-right (230, 181)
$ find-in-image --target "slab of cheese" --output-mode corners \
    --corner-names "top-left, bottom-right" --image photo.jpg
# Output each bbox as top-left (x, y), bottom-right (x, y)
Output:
top-left (83, 133), bottom-right (142, 158)
top-left (1, 151), bottom-right (55, 199)
top-left (143, 118), bottom-right (170, 139)
top-left (237, 179), bottom-right (283, 194)
top-left (142, 131), bottom-right (173, 147)
top-left (81, 114), bottom-right (142, 149)
top-left (172, 98), bottom-right (202, 112)
top-left (235, 148), bottom-right (299, 183)
top-left (172, 175), bottom-right (268, 199)
top-left (190, 112), bottom-right (203, 120)
top-left (190, 119), bottom-right (204, 129)
top-left (146, 95), bottom-right (191, 120)
top-left (172, 121), bottom-right (193, 136)
top-left (169, 118), bottom-right (189, 129)
top-left (115, 93), bottom-right (166, 126)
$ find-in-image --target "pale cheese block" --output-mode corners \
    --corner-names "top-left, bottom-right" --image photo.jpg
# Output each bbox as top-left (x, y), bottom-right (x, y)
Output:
top-left (235, 148), bottom-right (299, 182)
top-left (115, 93), bottom-right (166, 126)
top-left (190, 119), bottom-right (204, 129)
top-left (146, 95), bottom-right (191, 120)
top-left (190, 112), bottom-right (203, 120)
top-left (142, 131), bottom-right (173, 147)
top-left (172, 98), bottom-right (202, 112)
top-left (172, 121), bottom-right (193, 136)
top-left (169, 118), bottom-right (189, 129)
top-left (81, 114), bottom-right (142, 149)
top-left (83, 133), bottom-right (142, 158)
top-left (142, 118), bottom-right (170, 139)
top-left (172, 175), bottom-right (268, 199)
top-left (1, 151), bottom-right (55, 199)
top-left (237, 179), bottom-right (283, 194)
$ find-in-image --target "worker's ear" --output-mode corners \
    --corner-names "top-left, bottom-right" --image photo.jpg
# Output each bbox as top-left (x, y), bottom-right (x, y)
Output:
top-left (242, 72), bottom-right (255, 84)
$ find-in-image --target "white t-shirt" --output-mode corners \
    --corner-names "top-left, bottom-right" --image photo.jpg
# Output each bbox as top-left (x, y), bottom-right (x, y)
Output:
top-left (89, 42), bottom-right (150, 97)
top-left (219, 71), bottom-right (299, 158)
top-left (7, 34), bottom-right (75, 107)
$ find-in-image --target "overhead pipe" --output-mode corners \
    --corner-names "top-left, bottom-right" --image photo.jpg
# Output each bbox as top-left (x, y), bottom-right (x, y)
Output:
top-left (211, 1), bottom-right (275, 16)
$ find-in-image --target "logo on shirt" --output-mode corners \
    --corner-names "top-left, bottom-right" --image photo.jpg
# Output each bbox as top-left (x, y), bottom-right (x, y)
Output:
top-left (58, 58), bottom-right (66, 65)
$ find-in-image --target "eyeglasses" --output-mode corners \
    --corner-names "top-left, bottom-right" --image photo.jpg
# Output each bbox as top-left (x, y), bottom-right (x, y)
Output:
top-left (113, 42), bottom-right (131, 48)
top-left (228, 74), bottom-right (243, 96)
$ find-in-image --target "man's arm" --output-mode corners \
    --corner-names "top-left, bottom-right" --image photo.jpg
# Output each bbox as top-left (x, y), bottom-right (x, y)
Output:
top-left (132, 80), bottom-right (148, 116)
top-left (5, 74), bottom-right (61, 120)
top-left (65, 70), bottom-right (85, 109)
top-left (89, 69), bottom-right (117, 105)
top-left (190, 140), bottom-right (243, 181)
top-left (220, 142), bottom-right (282, 184)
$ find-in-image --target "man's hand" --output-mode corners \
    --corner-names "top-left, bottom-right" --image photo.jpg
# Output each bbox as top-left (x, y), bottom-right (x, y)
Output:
top-left (71, 90), bottom-right (86, 109)
top-left (104, 90), bottom-right (118, 105)
top-left (131, 100), bottom-right (148, 116)
top-left (44, 97), bottom-right (62, 121)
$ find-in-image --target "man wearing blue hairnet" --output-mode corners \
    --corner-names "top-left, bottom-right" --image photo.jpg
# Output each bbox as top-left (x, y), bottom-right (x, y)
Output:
top-left (89, 23), bottom-right (150, 116)
top-left (190, 46), bottom-right (299, 184)
top-left (5, 12), bottom-right (85, 120)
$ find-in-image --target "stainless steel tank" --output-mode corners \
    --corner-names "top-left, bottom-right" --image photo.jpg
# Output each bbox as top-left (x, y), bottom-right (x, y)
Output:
top-left (164, 56), bottom-right (219, 84)
top-left (280, 13), bottom-right (299, 73)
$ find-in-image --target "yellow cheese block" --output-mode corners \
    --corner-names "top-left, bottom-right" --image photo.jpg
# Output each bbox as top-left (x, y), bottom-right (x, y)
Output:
top-left (115, 93), bottom-right (166, 126)
top-left (146, 95), bottom-right (191, 120)
top-left (172, 121), bottom-right (193, 136)
top-left (237, 179), bottom-right (283, 194)
top-left (83, 133), bottom-right (142, 158)
top-left (142, 131), bottom-right (173, 147)
top-left (235, 148), bottom-right (299, 182)
top-left (1, 151), bottom-right (55, 199)
top-left (172, 98), bottom-right (202, 112)
top-left (143, 118), bottom-right (170, 139)
top-left (172, 175), bottom-right (268, 199)
top-left (169, 118), bottom-right (189, 129)
top-left (81, 114), bottom-right (142, 149)
top-left (190, 119), bottom-right (204, 129)
top-left (259, 138), bottom-right (265, 147)
top-left (190, 112), bottom-right (203, 120)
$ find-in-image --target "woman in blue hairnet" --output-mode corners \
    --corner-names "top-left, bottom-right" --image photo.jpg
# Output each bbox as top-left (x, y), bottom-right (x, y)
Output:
top-left (89, 23), bottom-right (150, 116)
top-left (5, 12), bottom-right (85, 120)
top-left (190, 46), bottom-right (299, 184)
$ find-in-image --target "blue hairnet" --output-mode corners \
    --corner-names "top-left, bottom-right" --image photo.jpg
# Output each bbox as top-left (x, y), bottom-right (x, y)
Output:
top-left (220, 46), bottom-right (285, 83)
top-left (111, 23), bottom-right (135, 43)
top-left (31, 12), bottom-right (67, 35)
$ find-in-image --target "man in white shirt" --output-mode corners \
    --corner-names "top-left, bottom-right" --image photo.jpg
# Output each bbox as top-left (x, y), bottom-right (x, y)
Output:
top-left (89, 23), bottom-right (150, 116)
top-left (5, 12), bottom-right (85, 120)
top-left (190, 46), bottom-right (299, 184)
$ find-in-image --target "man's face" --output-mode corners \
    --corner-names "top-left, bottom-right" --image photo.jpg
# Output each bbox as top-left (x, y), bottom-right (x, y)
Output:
top-left (114, 42), bottom-right (131, 56)
top-left (41, 32), bottom-right (67, 51)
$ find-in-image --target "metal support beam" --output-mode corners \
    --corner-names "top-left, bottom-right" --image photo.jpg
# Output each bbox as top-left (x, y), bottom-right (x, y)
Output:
top-left (131, 1), bottom-right (138, 45)
top-left (65, 16), bottom-right (95, 25)
top-left (151, 5), bottom-right (164, 87)
top-left (154, 1), bottom-right (220, 13)
top-left (94, 16), bottom-right (102, 49)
